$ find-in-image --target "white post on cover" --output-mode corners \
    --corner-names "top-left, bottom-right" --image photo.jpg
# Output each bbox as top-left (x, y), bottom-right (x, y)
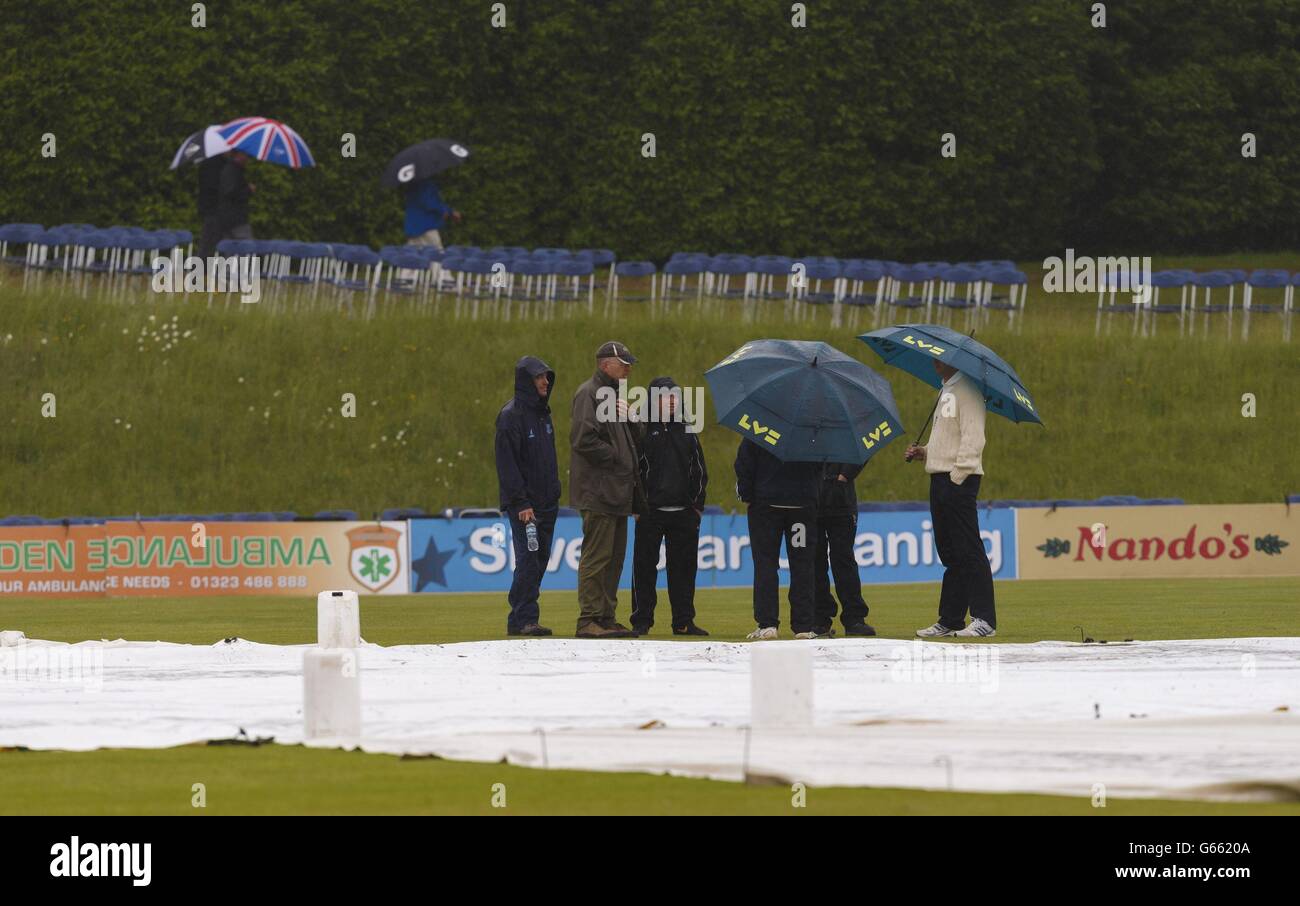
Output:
top-left (750, 645), bottom-right (814, 729)
top-left (303, 648), bottom-right (361, 739)
top-left (317, 589), bottom-right (360, 648)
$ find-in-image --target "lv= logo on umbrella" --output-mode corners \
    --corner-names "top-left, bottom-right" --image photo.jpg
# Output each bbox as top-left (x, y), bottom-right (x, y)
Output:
top-left (705, 339), bottom-right (905, 463)
top-left (859, 323), bottom-right (1044, 455)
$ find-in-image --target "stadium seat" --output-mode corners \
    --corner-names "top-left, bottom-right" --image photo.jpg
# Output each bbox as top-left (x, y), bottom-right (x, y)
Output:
top-left (552, 255), bottom-right (596, 306)
top-left (794, 258), bottom-right (841, 304)
top-left (841, 261), bottom-right (885, 306)
top-left (752, 256), bottom-right (795, 300)
top-left (381, 507), bottom-right (427, 520)
top-left (609, 261), bottom-right (657, 304)
top-left (981, 268), bottom-right (1029, 310)
top-left (1243, 269), bottom-right (1290, 312)
top-left (455, 507), bottom-right (503, 518)
top-left (1147, 270), bottom-right (1193, 313)
top-left (1190, 270), bottom-right (1235, 313)
top-left (935, 265), bottom-right (982, 309)
top-left (704, 255), bottom-right (755, 300)
top-left (333, 246), bottom-right (382, 290)
top-left (662, 255), bottom-right (708, 303)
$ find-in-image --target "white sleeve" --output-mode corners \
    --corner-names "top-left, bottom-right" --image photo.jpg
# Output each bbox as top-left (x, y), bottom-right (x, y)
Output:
top-left (950, 382), bottom-right (986, 483)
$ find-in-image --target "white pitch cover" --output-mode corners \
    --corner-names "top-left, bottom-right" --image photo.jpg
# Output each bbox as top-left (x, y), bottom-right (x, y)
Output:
top-left (750, 644), bottom-right (814, 729)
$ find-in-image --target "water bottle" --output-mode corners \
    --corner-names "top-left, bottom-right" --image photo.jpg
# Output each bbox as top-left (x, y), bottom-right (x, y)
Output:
top-left (525, 521), bottom-right (539, 552)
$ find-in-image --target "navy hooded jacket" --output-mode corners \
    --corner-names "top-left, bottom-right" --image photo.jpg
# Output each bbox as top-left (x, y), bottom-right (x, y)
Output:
top-left (495, 356), bottom-right (561, 515)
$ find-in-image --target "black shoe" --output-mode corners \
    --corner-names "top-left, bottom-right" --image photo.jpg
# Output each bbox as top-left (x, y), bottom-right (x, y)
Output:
top-left (844, 621), bottom-right (877, 637)
top-left (631, 625), bottom-right (651, 637)
top-left (673, 622), bottom-right (709, 637)
top-left (509, 623), bottom-right (553, 637)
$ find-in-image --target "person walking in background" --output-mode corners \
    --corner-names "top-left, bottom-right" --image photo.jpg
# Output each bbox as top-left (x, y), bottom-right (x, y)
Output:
top-left (495, 355), bottom-right (561, 637)
top-left (216, 151), bottom-right (255, 243)
top-left (195, 155), bottom-right (225, 259)
top-left (404, 177), bottom-right (461, 249)
top-left (906, 359), bottom-right (996, 638)
top-left (630, 376), bottom-right (709, 637)
top-left (570, 341), bottom-right (644, 639)
top-left (735, 439), bottom-right (822, 640)
top-left (813, 462), bottom-right (876, 637)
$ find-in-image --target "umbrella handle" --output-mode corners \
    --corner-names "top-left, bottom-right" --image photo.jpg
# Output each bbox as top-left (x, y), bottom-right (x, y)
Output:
top-left (912, 396), bottom-right (940, 446)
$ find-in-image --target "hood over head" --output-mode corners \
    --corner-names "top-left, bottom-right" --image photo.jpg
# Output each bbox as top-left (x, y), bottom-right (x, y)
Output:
top-left (514, 356), bottom-right (556, 404)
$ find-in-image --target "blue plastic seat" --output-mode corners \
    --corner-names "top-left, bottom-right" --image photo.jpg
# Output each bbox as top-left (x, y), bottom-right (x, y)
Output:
top-left (610, 260), bottom-right (657, 303)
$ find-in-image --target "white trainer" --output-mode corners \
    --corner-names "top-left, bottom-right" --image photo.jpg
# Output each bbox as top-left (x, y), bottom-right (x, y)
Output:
top-left (916, 622), bottom-right (957, 638)
top-left (793, 631), bottom-right (818, 640)
top-left (747, 626), bottom-right (779, 641)
top-left (954, 618), bottom-right (996, 638)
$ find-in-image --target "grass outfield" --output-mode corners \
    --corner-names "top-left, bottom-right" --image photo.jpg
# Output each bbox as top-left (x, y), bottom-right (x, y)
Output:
top-left (3, 577), bottom-right (1297, 815)
top-left (3, 745), bottom-right (1298, 816)
top-left (2, 255), bottom-right (1297, 519)
top-left (2, 577), bottom-right (1297, 645)
top-left (2, 578), bottom-right (1297, 815)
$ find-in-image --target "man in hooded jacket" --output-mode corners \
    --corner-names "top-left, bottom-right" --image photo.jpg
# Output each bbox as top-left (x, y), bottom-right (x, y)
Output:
top-left (495, 355), bottom-right (561, 636)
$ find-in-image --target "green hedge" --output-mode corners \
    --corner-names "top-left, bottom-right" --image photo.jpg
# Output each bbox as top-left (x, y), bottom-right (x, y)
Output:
top-left (2, 0), bottom-right (1297, 259)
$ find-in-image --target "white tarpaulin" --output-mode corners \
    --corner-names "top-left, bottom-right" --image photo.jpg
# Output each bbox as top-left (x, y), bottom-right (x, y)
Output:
top-left (1, 634), bottom-right (1296, 801)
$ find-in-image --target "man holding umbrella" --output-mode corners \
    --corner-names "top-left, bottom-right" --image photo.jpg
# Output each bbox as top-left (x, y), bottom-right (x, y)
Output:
top-left (735, 439), bottom-right (822, 640)
top-left (706, 340), bottom-right (903, 641)
top-left (905, 358), bottom-right (996, 637)
top-left (404, 179), bottom-right (461, 249)
top-left (861, 324), bottom-right (1042, 640)
top-left (381, 139), bottom-right (471, 249)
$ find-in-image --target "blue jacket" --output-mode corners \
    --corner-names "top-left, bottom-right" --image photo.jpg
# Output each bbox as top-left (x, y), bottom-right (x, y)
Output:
top-left (495, 357), bottom-right (561, 515)
top-left (403, 180), bottom-right (451, 236)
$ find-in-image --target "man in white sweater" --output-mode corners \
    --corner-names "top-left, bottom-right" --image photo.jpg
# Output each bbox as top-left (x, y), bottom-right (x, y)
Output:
top-left (904, 360), bottom-right (997, 638)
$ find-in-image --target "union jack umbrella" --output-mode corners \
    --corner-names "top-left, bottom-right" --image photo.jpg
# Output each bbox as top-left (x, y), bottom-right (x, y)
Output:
top-left (216, 116), bottom-right (316, 168)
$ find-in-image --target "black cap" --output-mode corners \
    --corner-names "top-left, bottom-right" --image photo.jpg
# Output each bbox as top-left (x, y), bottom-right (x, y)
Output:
top-left (596, 340), bottom-right (637, 365)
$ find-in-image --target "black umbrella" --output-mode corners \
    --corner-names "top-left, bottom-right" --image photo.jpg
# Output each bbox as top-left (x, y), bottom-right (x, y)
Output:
top-left (169, 125), bottom-right (232, 170)
top-left (381, 139), bottom-right (471, 188)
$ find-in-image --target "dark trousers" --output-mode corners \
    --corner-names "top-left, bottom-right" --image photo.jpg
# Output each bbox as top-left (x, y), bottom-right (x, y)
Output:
top-left (929, 473), bottom-right (996, 629)
top-left (196, 214), bottom-right (222, 259)
top-left (814, 511), bottom-right (869, 631)
top-left (577, 510), bottom-right (629, 629)
top-left (630, 508), bottom-right (700, 631)
top-left (748, 504), bottom-right (817, 634)
top-left (506, 508), bottom-right (556, 632)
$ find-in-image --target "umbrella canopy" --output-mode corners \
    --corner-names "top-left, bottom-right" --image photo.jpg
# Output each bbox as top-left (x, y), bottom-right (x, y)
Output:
top-left (216, 116), bottom-right (315, 168)
top-left (381, 139), bottom-right (471, 188)
top-left (858, 324), bottom-right (1041, 425)
top-left (704, 340), bottom-right (904, 464)
top-left (169, 125), bottom-right (231, 170)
